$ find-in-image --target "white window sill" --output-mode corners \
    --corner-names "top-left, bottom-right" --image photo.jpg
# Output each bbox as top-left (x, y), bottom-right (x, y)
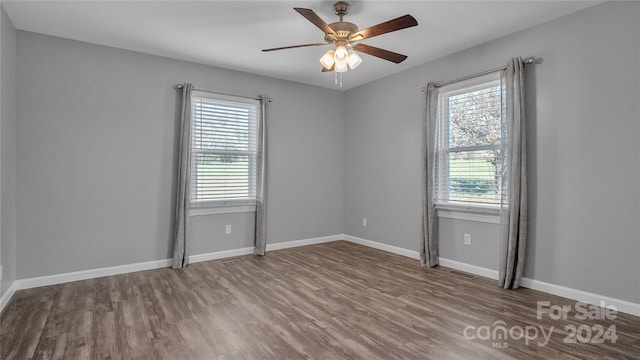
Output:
top-left (435, 204), bottom-right (500, 224)
top-left (190, 205), bottom-right (256, 216)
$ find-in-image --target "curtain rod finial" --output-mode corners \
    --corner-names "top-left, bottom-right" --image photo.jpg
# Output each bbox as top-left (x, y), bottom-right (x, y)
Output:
top-left (523, 57), bottom-right (535, 64)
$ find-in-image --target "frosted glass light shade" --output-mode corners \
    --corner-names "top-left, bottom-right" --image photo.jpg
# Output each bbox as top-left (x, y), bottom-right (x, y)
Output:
top-left (334, 61), bottom-right (348, 73)
top-left (319, 49), bottom-right (336, 70)
top-left (334, 45), bottom-right (348, 62)
top-left (347, 50), bottom-right (362, 69)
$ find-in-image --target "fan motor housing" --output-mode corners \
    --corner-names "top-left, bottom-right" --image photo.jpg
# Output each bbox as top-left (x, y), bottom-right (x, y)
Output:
top-left (326, 21), bottom-right (358, 42)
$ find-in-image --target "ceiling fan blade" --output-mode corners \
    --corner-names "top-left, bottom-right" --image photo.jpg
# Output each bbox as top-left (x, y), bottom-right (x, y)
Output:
top-left (262, 43), bottom-right (327, 52)
top-left (294, 8), bottom-right (337, 36)
top-left (352, 43), bottom-right (408, 64)
top-left (321, 64), bottom-right (335, 72)
top-left (349, 15), bottom-right (418, 41)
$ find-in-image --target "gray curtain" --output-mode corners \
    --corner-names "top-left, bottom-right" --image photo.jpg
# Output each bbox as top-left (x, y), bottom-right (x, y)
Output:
top-left (499, 58), bottom-right (528, 289)
top-left (172, 84), bottom-right (193, 269)
top-left (421, 83), bottom-right (439, 267)
top-left (254, 95), bottom-right (268, 256)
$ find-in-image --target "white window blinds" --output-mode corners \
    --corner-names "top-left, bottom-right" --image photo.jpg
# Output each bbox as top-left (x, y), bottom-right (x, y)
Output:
top-left (191, 92), bottom-right (260, 206)
top-left (435, 78), bottom-right (503, 207)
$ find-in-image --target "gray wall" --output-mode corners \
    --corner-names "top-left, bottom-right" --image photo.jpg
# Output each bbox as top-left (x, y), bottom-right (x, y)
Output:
top-left (1, 6), bottom-right (17, 297)
top-left (344, 1), bottom-right (640, 303)
top-left (7, 1), bottom-right (639, 306)
top-left (15, 31), bottom-right (344, 279)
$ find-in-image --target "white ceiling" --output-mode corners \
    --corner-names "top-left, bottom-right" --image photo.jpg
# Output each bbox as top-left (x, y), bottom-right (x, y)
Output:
top-left (3, 0), bottom-right (603, 90)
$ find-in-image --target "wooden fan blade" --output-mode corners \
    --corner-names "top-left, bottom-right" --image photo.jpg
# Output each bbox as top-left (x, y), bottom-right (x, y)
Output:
top-left (294, 8), bottom-right (337, 36)
top-left (321, 64), bottom-right (335, 72)
top-left (262, 43), bottom-right (327, 52)
top-left (349, 15), bottom-right (418, 41)
top-left (352, 43), bottom-right (408, 63)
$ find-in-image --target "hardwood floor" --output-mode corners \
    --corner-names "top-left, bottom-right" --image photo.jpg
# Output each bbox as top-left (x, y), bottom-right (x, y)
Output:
top-left (1, 241), bottom-right (639, 359)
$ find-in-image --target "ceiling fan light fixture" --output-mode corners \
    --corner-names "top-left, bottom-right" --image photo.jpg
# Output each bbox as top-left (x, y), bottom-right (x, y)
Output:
top-left (347, 49), bottom-right (362, 69)
top-left (319, 49), bottom-right (336, 69)
top-left (263, 2), bottom-right (418, 81)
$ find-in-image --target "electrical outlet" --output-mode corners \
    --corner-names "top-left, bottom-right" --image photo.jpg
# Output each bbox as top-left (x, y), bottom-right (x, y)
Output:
top-left (225, 225), bottom-right (232, 235)
top-left (362, 218), bottom-right (367, 227)
top-left (464, 233), bottom-right (471, 245)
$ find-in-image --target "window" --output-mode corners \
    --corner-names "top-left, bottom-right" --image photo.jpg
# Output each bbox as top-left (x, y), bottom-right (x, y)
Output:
top-left (435, 75), bottom-right (503, 209)
top-left (190, 92), bottom-right (260, 209)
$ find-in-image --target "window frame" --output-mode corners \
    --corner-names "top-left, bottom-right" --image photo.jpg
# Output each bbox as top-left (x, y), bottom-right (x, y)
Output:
top-left (435, 73), bottom-right (503, 219)
top-left (189, 91), bottom-right (260, 214)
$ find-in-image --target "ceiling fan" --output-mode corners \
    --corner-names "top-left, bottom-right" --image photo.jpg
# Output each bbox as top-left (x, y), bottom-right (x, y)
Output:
top-left (262, 2), bottom-right (418, 74)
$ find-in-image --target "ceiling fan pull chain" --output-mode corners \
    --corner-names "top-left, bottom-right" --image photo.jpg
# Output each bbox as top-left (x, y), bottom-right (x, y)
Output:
top-left (339, 73), bottom-right (343, 88)
top-left (335, 72), bottom-right (338, 85)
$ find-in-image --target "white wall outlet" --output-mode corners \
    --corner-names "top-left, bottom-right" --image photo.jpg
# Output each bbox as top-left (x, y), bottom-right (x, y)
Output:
top-left (362, 218), bottom-right (367, 227)
top-left (225, 225), bottom-right (232, 235)
top-left (464, 233), bottom-right (471, 245)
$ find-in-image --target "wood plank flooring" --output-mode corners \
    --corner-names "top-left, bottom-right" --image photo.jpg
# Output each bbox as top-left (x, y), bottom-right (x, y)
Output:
top-left (1, 241), bottom-right (639, 359)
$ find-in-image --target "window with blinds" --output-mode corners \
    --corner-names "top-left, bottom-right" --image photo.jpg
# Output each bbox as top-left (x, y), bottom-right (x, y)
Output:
top-left (436, 77), bottom-right (503, 207)
top-left (191, 92), bottom-right (259, 206)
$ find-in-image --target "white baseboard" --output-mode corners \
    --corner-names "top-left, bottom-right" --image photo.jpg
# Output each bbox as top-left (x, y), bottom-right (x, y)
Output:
top-left (341, 235), bottom-right (498, 280)
top-left (519, 277), bottom-right (640, 317)
top-left (438, 257), bottom-right (499, 280)
top-left (5, 234), bottom-right (639, 318)
top-left (343, 235), bottom-right (420, 260)
top-left (184, 235), bottom-right (343, 263)
top-left (7, 235), bottom-right (344, 295)
top-left (16, 258), bottom-right (173, 291)
top-left (189, 247), bottom-right (255, 263)
top-left (266, 234), bottom-right (342, 251)
top-left (0, 281), bottom-right (17, 314)
top-left (342, 234), bottom-right (640, 317)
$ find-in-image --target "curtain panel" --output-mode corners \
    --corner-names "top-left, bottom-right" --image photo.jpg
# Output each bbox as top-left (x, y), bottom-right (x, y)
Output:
top-left (172, 83), bottom-right (193, 269)
top-left (254, 95), bottom-right (269, 256)
top-left (498, 57), bottom-right (528, 289)
top-left (421, 82), bottom-right (440, 267)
